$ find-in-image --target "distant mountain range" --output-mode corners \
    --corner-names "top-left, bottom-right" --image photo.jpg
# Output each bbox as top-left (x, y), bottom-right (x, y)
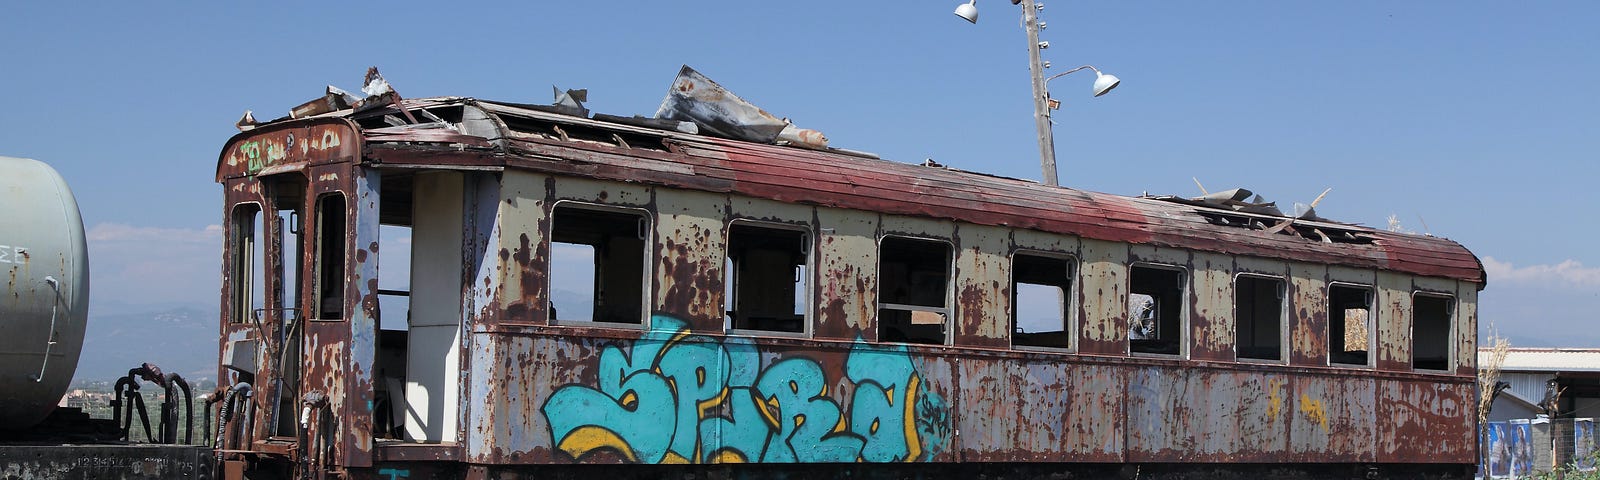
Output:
top-left (73, 306), bottom-right (218, 384)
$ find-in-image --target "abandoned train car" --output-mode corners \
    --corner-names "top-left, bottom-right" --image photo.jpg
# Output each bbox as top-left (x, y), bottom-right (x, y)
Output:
top-left (211, 94), bottom-right (1483, 478)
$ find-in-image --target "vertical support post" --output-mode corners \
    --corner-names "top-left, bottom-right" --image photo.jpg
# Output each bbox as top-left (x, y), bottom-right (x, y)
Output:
top-left (1021, 0), bottom-right (1059, 186)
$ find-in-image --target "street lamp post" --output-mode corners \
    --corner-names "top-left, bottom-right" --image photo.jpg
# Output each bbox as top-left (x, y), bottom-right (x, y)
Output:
top-left (955, 0), bottom-right (1120, 187)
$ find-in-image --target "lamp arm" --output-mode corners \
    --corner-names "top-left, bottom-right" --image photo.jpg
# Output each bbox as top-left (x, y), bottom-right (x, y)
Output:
top-left (1043, 65), bottom-right (1107, 85)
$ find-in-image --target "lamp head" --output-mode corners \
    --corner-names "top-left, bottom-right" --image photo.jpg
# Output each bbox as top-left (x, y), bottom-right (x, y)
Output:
top-left (954, 1), bottom-right (979, 23)
top-left (1092, 71), bottom-right (1121, 97)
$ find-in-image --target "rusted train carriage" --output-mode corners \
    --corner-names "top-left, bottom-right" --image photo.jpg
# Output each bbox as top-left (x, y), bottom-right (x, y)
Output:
top-left (212, 95), bottom-right (1482, 479)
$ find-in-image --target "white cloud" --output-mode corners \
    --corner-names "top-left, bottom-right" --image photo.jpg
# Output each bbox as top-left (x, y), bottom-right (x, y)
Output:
top-left (1481, 256), bottom-right (1600, 288)
top-left (86, 222), bottom-right (222, 309)
top-left (87, 223), bottom-right (222, 243)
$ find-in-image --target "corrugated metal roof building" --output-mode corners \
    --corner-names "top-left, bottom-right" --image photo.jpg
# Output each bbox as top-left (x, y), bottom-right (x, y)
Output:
top-left (1481, 348), bottom-right (1600, 422)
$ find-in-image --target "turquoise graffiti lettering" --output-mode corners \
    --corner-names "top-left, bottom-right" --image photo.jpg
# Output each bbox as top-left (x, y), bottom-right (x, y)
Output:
top-left (540, 315), bottom-right (949, 464)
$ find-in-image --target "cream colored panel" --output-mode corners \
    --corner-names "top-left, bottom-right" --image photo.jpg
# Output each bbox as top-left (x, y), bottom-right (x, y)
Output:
top-left (1011, 229), bottom-right (1081, 256)
top-left (953, 224), bottom-right (1011, 346)
top-left (405, 171), bottom-right (463, 442)
top-left (1456, 284), bottom-right (1479, 375)
top-left (552, 176), bottom-right (651, 207)
top-left (653, 190), bottom-right (729, 326)
top-left (1078, 238), bottom-right (1128, 352)
top-left (1287, 262), bottom-right (1329, 365)
top-left (1190, 251), bottom-right (1235, 361)
top-left (814, 207), bottom-right (880, 338)
top-left (496, 171), bottom-right (550, 321)
top-left (1376, 271), bottom-right (1412, 370)
top-left (729, 195), bottom-right (814, 225)
top-left (879, 215), bottom-right (956, 240)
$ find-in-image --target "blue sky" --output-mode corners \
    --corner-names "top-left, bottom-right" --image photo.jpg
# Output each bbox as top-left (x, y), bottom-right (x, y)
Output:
top-left (2, 2), bottom-right (1596, 347)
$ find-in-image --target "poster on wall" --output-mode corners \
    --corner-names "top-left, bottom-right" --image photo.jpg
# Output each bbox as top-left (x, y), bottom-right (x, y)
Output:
top-left (1577, 418), bottom-right (1596, 472)
top-left (1511, 419), bottom-right (1534, 477)
top-left (1486, 421), bottom-right (1510, 478)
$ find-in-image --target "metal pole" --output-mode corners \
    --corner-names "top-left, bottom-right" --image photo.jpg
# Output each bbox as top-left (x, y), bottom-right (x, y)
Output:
top-left (1020, 0), bottom-right (1058, 186)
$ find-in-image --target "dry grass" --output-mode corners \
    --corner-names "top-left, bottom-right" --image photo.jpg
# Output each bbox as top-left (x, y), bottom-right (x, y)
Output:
top-left (1478, 325), bottom-right (1511, 426)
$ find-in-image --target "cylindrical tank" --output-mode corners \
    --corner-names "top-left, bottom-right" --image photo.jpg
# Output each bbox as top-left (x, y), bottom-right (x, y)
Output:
top-left (0, 156), bottom-right (89, 429)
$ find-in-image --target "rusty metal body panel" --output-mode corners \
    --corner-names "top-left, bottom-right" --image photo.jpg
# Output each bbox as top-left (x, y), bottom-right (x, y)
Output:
top-left (210, 95), bottom-right (1483, 477)
top-left (653, 190), bottom-right (729, 332)
top-left (813, 207), bottom-right (878, 341)
top-left (951, 224), bottom-right (1010, 349)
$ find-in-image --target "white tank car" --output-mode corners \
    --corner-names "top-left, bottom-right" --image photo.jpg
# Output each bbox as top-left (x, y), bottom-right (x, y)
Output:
top-left (0, 156), bottom-right (89, 429)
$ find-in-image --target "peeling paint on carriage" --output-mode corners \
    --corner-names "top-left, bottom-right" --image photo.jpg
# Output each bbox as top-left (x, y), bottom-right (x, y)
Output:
top-left (1455, 286), bottom-right (1478, 376)
top-left (1376, 272), bottom-right (1412, 372)
top-left (1077, 239), bottom-right (1128, 355)
top-left (1286, 375), bottom-right (1375, 462)
top-left (1190, 252), bottom-right (1234, 361)
top-left (814, 207), bottom-right (878, 340)
top-left (654, 191), bottom-right (728, 331)
top-left (495, 172), bottom-right (549, 325)
top-left (1126, 367), bottom-right (1295, 462)
top-left (1288, 263), bottom-right (1328, 366)
top-left (1378, 380), bottom-right (1474, 463)
top-left (955, 358), bottom-right (1123, 462)
top-left (952, 224), bottom-right (1009, 348)
top-left (211, 94), bottom-right (1483, 478)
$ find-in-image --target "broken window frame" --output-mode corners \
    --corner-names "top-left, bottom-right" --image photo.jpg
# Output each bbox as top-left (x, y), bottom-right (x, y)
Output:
top-left (723, 220), bottom-right (813, 337)
top-left (1128, 262), bottom-right (1188, 358)
top-left (1411, 291), bottom-right (1455, 372)
top-left (1233, 273), bottom-right (1287, 363)
top-left (229, 203), bottom-right (264, 325)
top-left (1327, 282), bottom-right (1376, 368)
top-left (546, 201), bottom-right (653, 329)
top-left (1010, 250), bottom-right (1078, 352)
top-left (311, 193), bottom-right (348, 322)
top-left (876, 235), bottom-right (953, 346)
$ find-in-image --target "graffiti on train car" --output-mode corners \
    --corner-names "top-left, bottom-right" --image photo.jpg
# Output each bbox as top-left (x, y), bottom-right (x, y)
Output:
top-left (541, 315), bottom-right (949, 464)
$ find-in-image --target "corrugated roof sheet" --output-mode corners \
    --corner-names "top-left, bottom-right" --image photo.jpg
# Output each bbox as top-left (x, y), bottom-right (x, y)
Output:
top-left (1483, 348), bottom-right (1600, 372)
top-left (221, 96), bottom-right (1487, 284)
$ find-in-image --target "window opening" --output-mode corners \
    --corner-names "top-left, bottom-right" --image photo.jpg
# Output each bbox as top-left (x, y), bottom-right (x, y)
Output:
top-left (230, 204), bottom-right (263, 325)
top-left (550, 205), bottom-right (647, 324)
top-left (877, 237), bottom-right (950, 345)
top-left (313, 194), bottom-right (347, 320)
top-left (724, 224), bottom-right (808, 333)
top-left (374, 223), bottom-right (411, 440)
top-left (1012, 253), bottom-right (1074, 349)
top-left (1235, 276), bottom-right (1285, 361)
top-left (1129, 265), bottom-right (1185, 355)
top-left (1329, 284), bottom-right (1373, 366)
top-left (377, 224), bottom-right (413, 332)
top-left (266, 176), bottom-right (306, 438)
top-left (1413, 293), bottom-right (1453, 371)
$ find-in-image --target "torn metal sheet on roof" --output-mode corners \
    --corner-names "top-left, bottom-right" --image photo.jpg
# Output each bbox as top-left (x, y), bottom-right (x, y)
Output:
top-left (654, 65), bottom-right (792, 144)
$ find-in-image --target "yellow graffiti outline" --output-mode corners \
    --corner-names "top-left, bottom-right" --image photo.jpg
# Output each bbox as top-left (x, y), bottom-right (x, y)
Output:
top-left (902, 374), bottom-right (923, 462)
top-left (707, 449), bottom-right (747, 464)
top-left (555, 426), bottom-right (639, 462)
top-left (758, 395), bottom-right (782, 429)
